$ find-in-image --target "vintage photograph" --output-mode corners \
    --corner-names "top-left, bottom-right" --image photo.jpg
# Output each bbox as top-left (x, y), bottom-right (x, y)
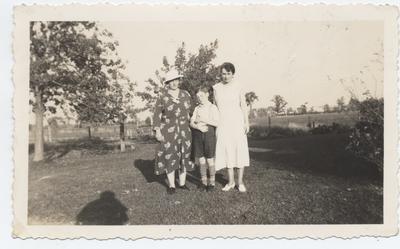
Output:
top-left (13, 4), bottom-right (398, 238)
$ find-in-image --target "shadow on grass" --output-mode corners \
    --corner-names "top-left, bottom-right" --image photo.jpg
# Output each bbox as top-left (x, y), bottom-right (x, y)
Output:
top-left (215, 173), bottom-right (229, 186)
top-left (248, 134), bottom-right (381, 182)
top-left (29, 137), bottom-right (117, 162)
top-left (76, 191), bottom-right (128, 225)
top-left (134, 159), bottom-right (168, 188)
top-left (134, 159), bottom-right (222, 187)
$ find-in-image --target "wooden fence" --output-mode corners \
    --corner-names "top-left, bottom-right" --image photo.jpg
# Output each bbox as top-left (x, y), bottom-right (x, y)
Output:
top-left (250, 112), bottom-right (359, 130)
top-left (29, 124), bottom-right (153, 143)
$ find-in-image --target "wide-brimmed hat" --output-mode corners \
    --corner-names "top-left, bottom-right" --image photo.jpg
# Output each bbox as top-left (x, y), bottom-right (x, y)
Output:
top-left (163, 70), bottom-right (183, 84)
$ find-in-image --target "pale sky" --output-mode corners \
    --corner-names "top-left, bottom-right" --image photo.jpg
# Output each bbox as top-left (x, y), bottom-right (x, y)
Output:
top-left (100, 21), bottom-right (383, 111)
top-left (31, 21), bottom-right (383, 124)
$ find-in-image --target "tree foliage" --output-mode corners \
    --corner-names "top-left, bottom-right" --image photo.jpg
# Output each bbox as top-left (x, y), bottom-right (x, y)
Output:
top-left (271, 95), bottom-right (288, 114)
top-left (323, 104), bottom-right (331, 113)
top-left (30, 21), bottom-right (134, 159)
top-left (347, 97), bottom-right (383, 172)
top-left (137, 40), bottom-right (219, 110)
top-left (336, 96), bottom-right (346, 112)
top-left (297, 102), bottom-right (308, 115)
top-left (347, 97), bottom-right (360, 112)
top-left (245, 92), bottom-right (258, 106)
top-left (245, 91), bottom-right (259, 119)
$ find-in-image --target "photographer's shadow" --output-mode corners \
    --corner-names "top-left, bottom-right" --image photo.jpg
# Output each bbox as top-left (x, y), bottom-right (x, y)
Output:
top-left (76, 191), bottom-right (128, 225)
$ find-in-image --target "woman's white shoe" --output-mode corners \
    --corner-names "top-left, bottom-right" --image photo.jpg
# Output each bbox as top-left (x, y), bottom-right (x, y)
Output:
top-left (238, 184), bottom-right (247, 192)
top-left (222, 183), bottom-right (235, 191)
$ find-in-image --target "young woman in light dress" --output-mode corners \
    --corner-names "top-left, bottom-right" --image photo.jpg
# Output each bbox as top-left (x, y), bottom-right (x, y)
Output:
top-left (213, 62), bottom-right (250, 192)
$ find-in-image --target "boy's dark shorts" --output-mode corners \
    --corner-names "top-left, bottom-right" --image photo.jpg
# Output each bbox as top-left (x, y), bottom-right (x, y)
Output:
top-left (192, 125), bottom-right (216, 159)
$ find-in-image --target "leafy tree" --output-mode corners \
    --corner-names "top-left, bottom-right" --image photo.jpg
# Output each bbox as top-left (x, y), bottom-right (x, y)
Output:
top-left (347, 97), bottom-right (360, 112)
top-left (323, 104), bottom-right (331, 113)
top-left (336, 96), bottom-right (346, 112)
top-left (74, 55), bottom-right (136, 151)
top-left (137, 41), bottom-right (219, 111)
top-left (297, 102), bottom-right (308, 115)
top-left (245, 91), bottom-right (258, 119)
top-left (347, 97), bottom-right (383, 172)
top-left (30, 21), bottom-right (132, 160)
top-left (145, 117), bottom-right (152, 126)
top-left (271, 95), bottom-right (288, 114)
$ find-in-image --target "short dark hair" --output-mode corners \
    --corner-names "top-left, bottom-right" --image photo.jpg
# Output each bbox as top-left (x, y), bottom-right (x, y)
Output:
top-left (220, 62), bottom-right (235, 74)
top-left (196, 85), bottom-right (211, 94)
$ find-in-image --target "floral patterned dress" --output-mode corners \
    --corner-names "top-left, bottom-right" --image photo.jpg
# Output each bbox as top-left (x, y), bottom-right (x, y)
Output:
top-left (153, 89), bottom-right (195, 175)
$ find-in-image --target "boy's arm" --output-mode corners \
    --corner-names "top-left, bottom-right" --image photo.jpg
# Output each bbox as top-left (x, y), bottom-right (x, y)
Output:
top-left (205, 105), bottom-right (219, 127)
top-left (190, 108), bottom-right (200, 130)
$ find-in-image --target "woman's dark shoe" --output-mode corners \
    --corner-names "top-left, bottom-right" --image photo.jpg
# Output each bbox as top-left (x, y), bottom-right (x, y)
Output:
top-left (178, 185), bottom-right (190, 191)
top-left (167, 187), bottom-right (176, 195)
top-left (198, 184), bottom-right (207, 192)
top-left (207, 185), bottom-right (215, 192)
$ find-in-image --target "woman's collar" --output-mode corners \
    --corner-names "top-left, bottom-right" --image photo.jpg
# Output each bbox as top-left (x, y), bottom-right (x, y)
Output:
top-left (221, 78), bottom-right (235, 85)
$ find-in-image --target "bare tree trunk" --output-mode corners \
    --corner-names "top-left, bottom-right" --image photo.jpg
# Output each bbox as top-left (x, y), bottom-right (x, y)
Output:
top-left (120, 122), bottom-right (125, 152)
top-left (33, 86), bottom-right (44, 162)
top-left (48, 126), bottom-right (52, 143)
top-left (249, 104), bottom-right (253, 119)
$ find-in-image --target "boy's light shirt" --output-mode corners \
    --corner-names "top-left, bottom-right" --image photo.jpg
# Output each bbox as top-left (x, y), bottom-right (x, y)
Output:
top-left (191, 100), bottom-right (219, 129)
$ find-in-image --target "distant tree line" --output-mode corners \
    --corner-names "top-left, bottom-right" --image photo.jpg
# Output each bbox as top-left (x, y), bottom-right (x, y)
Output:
top-left (250, 95), bottom-right (362, 119)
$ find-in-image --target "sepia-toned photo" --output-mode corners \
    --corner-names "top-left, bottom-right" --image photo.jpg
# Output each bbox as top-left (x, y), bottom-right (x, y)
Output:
top-left (13, 4), bottom-right (398, 239)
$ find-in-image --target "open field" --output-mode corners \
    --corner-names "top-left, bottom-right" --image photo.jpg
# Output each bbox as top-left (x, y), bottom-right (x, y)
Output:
top-left (251, 112), bottom-right (358, 129)
top-left (28, 133), bottom-right (382, 225)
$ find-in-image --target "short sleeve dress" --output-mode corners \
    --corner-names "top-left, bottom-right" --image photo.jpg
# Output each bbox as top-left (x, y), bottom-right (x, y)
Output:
top-left (213, 81), bottom-right (250, 171)
top-left (153, 89), bottom-right (195, 175)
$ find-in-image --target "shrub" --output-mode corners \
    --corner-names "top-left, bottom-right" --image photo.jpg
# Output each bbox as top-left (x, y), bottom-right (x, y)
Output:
top-left (346, 98), bottom-right (383, 172)
top-left (310, 123), bottom-right (352, 135)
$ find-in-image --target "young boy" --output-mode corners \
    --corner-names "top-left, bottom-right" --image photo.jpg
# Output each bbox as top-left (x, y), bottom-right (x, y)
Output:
top-left (190, 86), bottom-right (219, 191)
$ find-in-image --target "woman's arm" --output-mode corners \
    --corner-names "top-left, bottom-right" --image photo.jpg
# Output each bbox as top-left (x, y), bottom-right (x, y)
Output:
top-left (152, 95), bottom-right (163, 131)
top-left (153, 94), bottom-right (165, 141)
top-left (204, 105), bottom-right (219, 127)
top-left (239, 89), bottom-right (250, 134)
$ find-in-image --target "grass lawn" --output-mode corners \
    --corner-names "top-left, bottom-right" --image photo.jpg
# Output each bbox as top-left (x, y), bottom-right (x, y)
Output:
top-left (28, 134), bottom-right (382, 225)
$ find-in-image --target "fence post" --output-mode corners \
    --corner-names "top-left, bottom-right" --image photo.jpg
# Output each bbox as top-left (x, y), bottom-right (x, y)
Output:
top-left (120, 122), bottom-right (125, 152)
top-left (268, 115), bottom-right (271, 129)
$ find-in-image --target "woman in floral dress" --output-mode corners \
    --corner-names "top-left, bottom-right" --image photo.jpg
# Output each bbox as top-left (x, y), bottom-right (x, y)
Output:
top-left (153, 70), bottom-right (194, 194)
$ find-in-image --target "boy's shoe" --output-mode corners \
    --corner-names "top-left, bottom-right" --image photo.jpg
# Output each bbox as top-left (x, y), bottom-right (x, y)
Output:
top-left (178, 184), bottom-right (190, 191)
top-left (222, 183), bottom-right (235, 191)
top-left (198, 184), bottom-right (207, 192)
top-left (238, 184), bottom-right (247, 193)
top-left (167, 187), bottom-right (176, 195)
top-left (207, 185), bottom-right (215, 192)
